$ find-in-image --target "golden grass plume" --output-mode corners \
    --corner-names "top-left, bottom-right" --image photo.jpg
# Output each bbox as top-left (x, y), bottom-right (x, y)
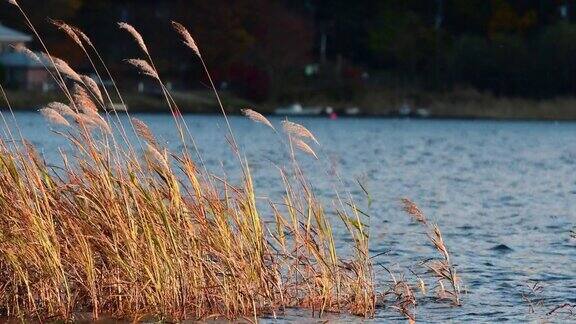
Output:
top-left (132, 117), bottom-right (158, 147)
top-left (0, 7), bottom-right (465, 322)
top-left (39, 107), bottom-right (70, 127)
top-left (80, 75), bottom-right (104, 104)
top-left (50, 19), bottom-right (84, 48)
top-left (292, 137), bottom-right (318, 159)
top-left (241, 108), bottom-right (275, 131)
top-left (171, 21), bottom-right (200, 57)
top-left (125, 58), bottom-right (159, 79)
top-left (282, 120), bottom-right (319, 144)
top-left (118, 22), bottom-right (149, 54)
top-left (46, 101), bottom-right (77, 118)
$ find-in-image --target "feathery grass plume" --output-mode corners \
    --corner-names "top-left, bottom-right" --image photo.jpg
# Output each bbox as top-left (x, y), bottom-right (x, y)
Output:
top-left (81, 75), bottom-right (104, 104)
top-left (171, 21), bottom-right (200, 57)
top-left (22, 139), bottom-right (44, 167)
top-left (50, 19), bottom-right (83, 49)
top-left (47, 101), bottom-right (76, 118)
top-left (132, 117), bottom-right (158, 147)
top-left (118, 22), bottom-right (149, 54)
top-left (392, 280), bottom-right (417, 323)
top-left (145, 142), bottom-right (169, 170)
top-left (400, 199), bottom-right (461, 306)
top-left (292, 137), bottom-right (318, 159)
top-left (50, 55), bottom-right (82, 83)
top-left (521, 281), bottom-right (544, 314)
top-left (87, 114), bottom-right (112, 134)
top-left (7, 0), bottom-right (17, 6)
top-left (427, 226), bottom-right (461, 306)
top-left (39, 108), bottom-right (70, 127)
top-left (13, 44), bottom-right (40, 63)
top-left (430, 226), bottom-right (449, 260)
top-left (242, 108), bottom-right (275, 130)
top-left (125, 58), bottom-right (159, 79)
top-left (74, 113), bottom-right (97, 130)
top-left (72, 84), bottom-right (98, 115)
top-left (65, 24), bottom-right (93, 47)
top-left (0, 6), bottom-right (437, 321)
top-left (282, 120), bottom-right (319, 144)
top-left (401, 198), bottom-right (427, 224)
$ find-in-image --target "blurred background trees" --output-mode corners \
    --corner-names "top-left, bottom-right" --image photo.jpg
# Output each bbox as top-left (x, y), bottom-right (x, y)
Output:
top-left (2, 0), bottom-right (576, 102)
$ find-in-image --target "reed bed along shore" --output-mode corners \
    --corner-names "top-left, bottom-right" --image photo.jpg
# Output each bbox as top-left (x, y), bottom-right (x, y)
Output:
top-left (0, 1), bottom-right (462, 321)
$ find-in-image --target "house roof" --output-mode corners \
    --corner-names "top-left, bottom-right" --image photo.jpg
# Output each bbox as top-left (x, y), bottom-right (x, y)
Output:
top-left (0, 24), bottom-right (32, 43)
top-left (0, 51), bottom-right (49, 68)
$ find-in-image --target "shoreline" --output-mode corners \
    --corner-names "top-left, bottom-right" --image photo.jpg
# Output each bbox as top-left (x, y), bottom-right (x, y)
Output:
top-left (5, 88), bottom-right (576, 121)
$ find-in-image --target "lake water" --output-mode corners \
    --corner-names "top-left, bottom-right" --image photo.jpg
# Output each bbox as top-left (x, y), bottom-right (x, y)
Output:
top-left (6, 112), bottom-right (576, 322)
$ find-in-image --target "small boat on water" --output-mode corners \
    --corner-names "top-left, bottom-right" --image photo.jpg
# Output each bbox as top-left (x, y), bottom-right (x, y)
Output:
top-left (274, 103), bottom-right (323, 116)
top-left (344, 106), bottom-right (361, 116)
top-left (398, 103), bottom-right (430, 118)
top-left (109, 103), bottom-right (128, 112)
top-left (398, 103), bottom-right (412, 116)
top-left (416, 108), bottom-right (430, 118)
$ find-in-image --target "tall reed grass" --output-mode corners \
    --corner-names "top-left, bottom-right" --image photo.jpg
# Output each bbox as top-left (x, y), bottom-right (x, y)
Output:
top-left (0, 1), bottom-right (375, 321)
top-left (0, 1), bottom-right (461, 321)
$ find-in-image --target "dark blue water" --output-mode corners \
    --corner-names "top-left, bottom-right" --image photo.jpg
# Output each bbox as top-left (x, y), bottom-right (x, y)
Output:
top-left (7, 112), bottom-right (576, 322)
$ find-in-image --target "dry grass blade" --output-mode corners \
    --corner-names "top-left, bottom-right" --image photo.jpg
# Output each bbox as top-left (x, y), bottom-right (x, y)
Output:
top-left (74, 114), bottom-right (101, 132)
top-left (132, 117), bottom-right (158, 147)
top-left (430, 226), bottom-right (449, 261)
top-left (383, 275), bottom-right (417, 323)
top-left (171, 21), bottom-right (200, 57)
top-left (118, 22), bottom-right (149, 54)
top-left (22, 139), bottom-right (44, 167)
top-left (47, 102), bottom-right (77, 118)
top-left (69, 25), bottom-right (93, 47)
top-left (88, 115), bottom-right (112, 134)
top-left (292, 137), bottom-right (318, 159)
top-left (13, 44), bottom-right (40, 62)
top-left (39, 108), bottom-right (70, 127)
top-left (50, 19), bottom-right (83, 48)
top-left (548, 303), bottom-right (576, 316)
top-left (0, 6), bottom-right (463, 322)
top-left (401, 198), bottom-right (427, 224)
top-left (145, 142), bottom-right (169, 170)
top-left (400, 199), bottom-right (461, 306)
top-left (395, 281), bottom-right (416, 323)
top-left (125, 58), bottom-right (159, 79)
top-left (72, 84), bottom-right (98, 115)
top-left (50, 55), bottom-right (82, 83)
top-left (242, 108), bottom-right (275, 130)
top-left (81, 75), bottom-right (104, 104)
top-left (282, 120), bottom-right (319, 144)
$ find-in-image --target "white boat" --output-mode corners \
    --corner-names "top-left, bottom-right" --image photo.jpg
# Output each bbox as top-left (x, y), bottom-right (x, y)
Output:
top-left (109, 103), bottom-right (128, 111)
top-left (398, 103), bottom-right (412, 116)
top-left (345, 106), bottom-right (361, 115)
top-left (416, 108), bottom-right (430, 118)
top-left (274, 103), bottom-right (323, 116)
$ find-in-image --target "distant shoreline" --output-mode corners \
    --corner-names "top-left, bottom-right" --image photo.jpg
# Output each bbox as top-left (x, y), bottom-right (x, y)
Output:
top-left (4, 88), bottom-right (576, 121)
top-left (7, 108), bottom-right (576, 123)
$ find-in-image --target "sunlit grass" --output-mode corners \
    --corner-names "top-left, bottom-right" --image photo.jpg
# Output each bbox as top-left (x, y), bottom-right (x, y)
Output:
top-left (0, 1), bottom-right (468, 322)
top-left (0, 1), bottom-right (377, 321)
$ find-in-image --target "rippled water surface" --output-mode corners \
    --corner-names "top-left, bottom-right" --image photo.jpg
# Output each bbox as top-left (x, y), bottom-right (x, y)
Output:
top-left (11, 112), bottom-right (576, 322)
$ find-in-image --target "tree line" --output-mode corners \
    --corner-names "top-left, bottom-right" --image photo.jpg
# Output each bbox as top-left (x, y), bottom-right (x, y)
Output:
top-left (2, 0), bottom-right (576, 101)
